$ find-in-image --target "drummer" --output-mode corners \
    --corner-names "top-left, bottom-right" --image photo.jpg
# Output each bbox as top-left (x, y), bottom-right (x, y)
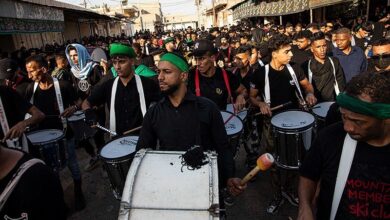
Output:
top-left (0, 85), bottom-right (44, 150)
top-left (302, 32), bottom-right (346, 102)
top-left (82, 43), bottom-right (160, 136)
top-left (136, 53), bottom-right (246, 216)
top-left (24, 55), bottom-right (86, 211)
top-left (249, 34), bottom-right (317, 214)
top-left (187, 39), bottom-right (247, 111)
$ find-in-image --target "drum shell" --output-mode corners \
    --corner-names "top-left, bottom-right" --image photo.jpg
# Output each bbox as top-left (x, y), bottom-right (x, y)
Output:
top-left (312, 101), bottom-right (334, 131)
top-left (67, 113), bottom-right (97, 140)
top-left (271, 110), bottom-right (315, 170)
top-left (119, 150), bottom-right (220, 220)
top-left (221, 111), bottom-right (244, 157)
top-left (26, 129), bottom-right (67, 172)
top-left (99, 136), bottom-right (138, 199)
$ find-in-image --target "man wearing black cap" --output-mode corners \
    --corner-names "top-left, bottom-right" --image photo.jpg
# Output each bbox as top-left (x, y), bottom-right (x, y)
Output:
top-left (0, 58), bottom-right (30, 96)
top-left (188, 39), bottom-right (247, 111)
top-left (82, 43), bottom-right (160, 136)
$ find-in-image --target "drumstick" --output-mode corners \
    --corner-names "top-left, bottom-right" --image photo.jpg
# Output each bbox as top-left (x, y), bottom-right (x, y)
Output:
top-left (92, 124), bottom-right (118, 136)
top-left (122, 126), bottom-right (142, 135)
top-left (253, 101), bottom-right (293, 116)
top-left (224, 113), bottom-right (235, 125)
top-left (240, 153), bottom-right (274, 185)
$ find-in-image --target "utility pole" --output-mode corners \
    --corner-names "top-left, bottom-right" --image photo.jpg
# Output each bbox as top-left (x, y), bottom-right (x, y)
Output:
top-left (212, 0), bottom-right (216, 27)
top-left (137, 0), bottom-right (144, 31)
top-left (196, 0), bottom-right (201, 28)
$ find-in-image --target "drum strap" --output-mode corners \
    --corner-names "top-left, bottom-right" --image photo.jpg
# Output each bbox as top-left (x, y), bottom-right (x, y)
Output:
top-left (0, 97), bottom-right (29, 152)
top-left (0, 158), bottom-right (44, 211)
top-left (110, 75), bottom-right (146, 134)
top-left (195, 68), bottom-right (232, 101)
top-left (258, 59), bottom-right (264, 67)
top-left (330, 134), bottom-right (357, 220)
top-left (264, 64), bottom-right (305, 105)
top-left (308, 57), bottom-right (340, 96)
top-left (28, 78), bottom-right (66, 129)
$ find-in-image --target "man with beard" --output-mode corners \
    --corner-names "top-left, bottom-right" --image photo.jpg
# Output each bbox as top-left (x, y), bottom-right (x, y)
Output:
top-left (291, 30), bottom-right (313, 66)
top-left (216, 35), bottom-right (233, 68)
top-left (188, 40), bottom-right (247, 110)
top-left (298, 71), bottom-right (390, 220)
top-left (136, 53), bottom-right (246, 218)
top-left (302, 32), bottom-right (346, 102)
top-left (82, 43), bottom-right (160, 136)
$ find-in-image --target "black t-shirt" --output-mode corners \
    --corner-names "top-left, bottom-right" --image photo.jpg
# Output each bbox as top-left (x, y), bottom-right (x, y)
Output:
top-left (291, 45), bottom-right (312, 66)
top-left (0, 86), bottom-right (32, 140)
top-left (250, 64), bottom-right (306, 109)
top-left (232, 66), bottom-right (260, 91)
top-left (87, 76), bottom-right (160, 135)
top-left (302, 57), bottom-right (346, 102)
top-left (0, 152), bottom-right (67, 220)
top-left (300, 122), bottom-right (390, 220)
top-left (188, 67), bottom-right (241, 110)
top-left (72, 64), bottom-right (103, 100)
top-left (354, 36), bottom-right (367, 51)
top-left (25, 80), bottom-right (76, 130)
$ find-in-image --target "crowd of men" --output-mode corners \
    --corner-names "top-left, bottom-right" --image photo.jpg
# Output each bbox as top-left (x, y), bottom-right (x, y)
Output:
top-left (0, 11), bottom-right (389, 220)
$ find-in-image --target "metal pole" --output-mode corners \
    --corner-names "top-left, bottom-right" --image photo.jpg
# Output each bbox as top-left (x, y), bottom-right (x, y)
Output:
top-left (310, 8), bottom-right (313, 23)
top-left (366, 0), bottom-right (370, 20)
top-left (212, 0), bottom-right (216, 27)
top-left (279, 16), bottom-right (282, 25)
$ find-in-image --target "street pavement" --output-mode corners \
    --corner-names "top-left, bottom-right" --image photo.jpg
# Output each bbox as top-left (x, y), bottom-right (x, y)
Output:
top-left (61, 144), bottom-right (298, 220)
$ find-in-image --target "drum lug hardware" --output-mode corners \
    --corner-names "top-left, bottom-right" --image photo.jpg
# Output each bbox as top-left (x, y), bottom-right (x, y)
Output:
top-left (208, 204), bottom-right (224, 216)
top-left (119, 201), bottom-right (131, 214)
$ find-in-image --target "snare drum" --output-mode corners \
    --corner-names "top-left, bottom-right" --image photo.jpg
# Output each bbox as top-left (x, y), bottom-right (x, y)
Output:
top-left (221, 111), bottom-right (243, 157)
top-left (312, 102), bottom-right (334, 129)
top-left (119, 150), bottom-right (219, 220)
top-left (67, 111), bottom-right (97, 140)
top-left (226, 104), bottom-right (247, 121)
top-left (26, 129), bottom-right (67, 172)
top-left (271, 110), bottom-right (315, 170)
top-left (99, 136), bottom-right (138, 199)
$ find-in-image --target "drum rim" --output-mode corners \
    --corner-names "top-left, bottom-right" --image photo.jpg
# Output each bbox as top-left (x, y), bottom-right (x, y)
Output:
top-left (271, 109), bottom-right (315, 132)
top-left (99, 135), bottom-right (138, 161)
top-left (26, 129), bottom-right (65, 145)
top-left (312, 101), bottom-right (335, 119)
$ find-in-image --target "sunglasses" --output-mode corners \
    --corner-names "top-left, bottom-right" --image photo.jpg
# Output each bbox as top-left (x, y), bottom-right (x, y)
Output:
top-left (371, 53), bottom-right (390, 60)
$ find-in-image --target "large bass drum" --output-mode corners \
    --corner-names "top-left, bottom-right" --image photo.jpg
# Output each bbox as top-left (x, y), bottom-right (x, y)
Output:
top-left (118, 150), bottom-right (220, 220)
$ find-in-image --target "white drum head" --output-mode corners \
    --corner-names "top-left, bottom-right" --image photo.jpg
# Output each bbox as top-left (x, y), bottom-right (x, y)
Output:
top-left (27, 129), bottom-right (64, 145)
top-left (312, 102), bottom-right (334, 119)
top-left (226, 104), bottom-right (247, 121)
top-left (67, 111), bottom-right (85, 122)
top-left (100, 136), bottom-right (138, 159)
top-left (271, 111), bottom-right (315, 130)
top-left (221, 111), bottom-right (243, 136)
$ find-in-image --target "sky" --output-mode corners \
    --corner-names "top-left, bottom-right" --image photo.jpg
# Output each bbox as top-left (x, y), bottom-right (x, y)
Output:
top-left (57, 0), bottom-right (201, 15)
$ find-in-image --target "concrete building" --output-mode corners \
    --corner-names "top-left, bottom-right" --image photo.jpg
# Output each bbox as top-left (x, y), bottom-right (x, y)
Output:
top-left (0, 0), bottom-right (116, 52)
top-left (163, 14), bottom-right (198, 30)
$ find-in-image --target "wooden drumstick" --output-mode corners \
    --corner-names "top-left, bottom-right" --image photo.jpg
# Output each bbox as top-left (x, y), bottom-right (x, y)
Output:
top-left (123, 126), bottom-right (142, 135)
top-left (240, 153), bottom-right (274, 185)
top-left (253, 101), bottom-right (292, 116)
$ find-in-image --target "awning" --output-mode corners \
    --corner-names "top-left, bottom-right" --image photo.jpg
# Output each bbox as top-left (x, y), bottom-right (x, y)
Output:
top-left (233, 0), bottom-right (309, 20)
top-left (309, 0), bottom-right (354, 9)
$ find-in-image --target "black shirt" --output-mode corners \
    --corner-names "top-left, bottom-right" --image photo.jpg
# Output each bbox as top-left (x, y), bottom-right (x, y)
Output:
top-left (87, 76), bottom-right (160, 135)
top-left (0, 86), bottom-right (32, 140)
top-left (302, 57), bottom-right (346, 102)
top-left (250, 64), bottom-right (306, 109)
top-left (72, 64), bottom-right (103, 100)
top-left (232, 66), bottom-right (259, 91)
top-left (300, 122), bottom-right (390, 220)
top-left (25, 80), bottom-right (76, 131)
top-left (188, 67), bottom-right (241, 110)
top-left (136, 92), bottom-right (234, 183)
top-left (291, 45), bottom-right (312, 66)
top-left (0, 152), bottom-right (67, 220)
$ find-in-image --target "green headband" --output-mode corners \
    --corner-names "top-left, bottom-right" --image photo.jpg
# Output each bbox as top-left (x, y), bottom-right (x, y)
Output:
top-left (160, 53), bottom-right (189, 73)
top-left (135, 64), bottom-right (157, 77)
top-left (109, 43), bottom-right (136, 58)
top-left (336, 93), bottom-right (390, 119)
